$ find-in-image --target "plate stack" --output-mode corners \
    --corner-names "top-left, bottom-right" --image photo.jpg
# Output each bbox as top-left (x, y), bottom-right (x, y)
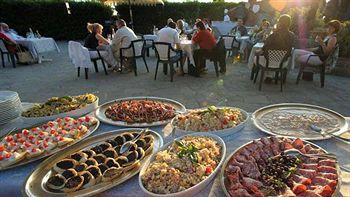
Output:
top-left (0, 91), bottom-right (22, 125)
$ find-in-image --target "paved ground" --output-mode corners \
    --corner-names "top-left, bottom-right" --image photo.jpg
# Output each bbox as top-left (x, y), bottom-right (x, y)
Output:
top-left (1, 41), bottom-right (350, 116)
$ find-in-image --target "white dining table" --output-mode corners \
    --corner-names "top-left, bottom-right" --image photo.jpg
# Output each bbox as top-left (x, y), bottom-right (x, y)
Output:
top-left (179, 39), bottom-right (195, 64)
top-left (15, 37), bottom-right (60, 63)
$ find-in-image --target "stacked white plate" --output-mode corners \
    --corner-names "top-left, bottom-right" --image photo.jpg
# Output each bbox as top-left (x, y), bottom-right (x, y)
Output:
top-left (0, 91), bottom-right (22, 125)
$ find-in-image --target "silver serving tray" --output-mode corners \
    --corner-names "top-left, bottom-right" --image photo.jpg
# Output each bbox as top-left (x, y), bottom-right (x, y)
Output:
top-left (95, 97), bottom-right (186, 127)
top-left (23, 128), bottom-right (163, 197)
top-left (220, 136), bottom-right (341, 197)
top-left (252, 103), bottom-right (348, 140)
top-left (170, 107), bottom-right (249, 138)
top-left (0, 117), bottom-right (100, 171)
top-left (21, 97), bottom-right (99, 125)
top-left (139, 133), bottom-right (226, 197)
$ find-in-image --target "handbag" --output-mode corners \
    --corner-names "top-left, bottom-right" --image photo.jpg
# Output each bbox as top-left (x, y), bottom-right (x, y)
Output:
top-left (16, 45), bottom-right (35, 64)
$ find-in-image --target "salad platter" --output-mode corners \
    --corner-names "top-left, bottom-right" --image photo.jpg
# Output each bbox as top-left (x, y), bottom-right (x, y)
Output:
top-left (23, 128), bottom-right (163, 197)
top-left (21, 94), bottom-right (99, 124)
top-left (0, 115), bottom-right (99, 170)
top-left (139, 133), bottom-right (226, 197)
top-left (171, 106), bottom-right (248, 137)
top-left (221, 136), bottom-right (340, 197)
top-left (252, 103), bottom-right (349, 140)
top-left (95, 97), bottom-right (186, 127)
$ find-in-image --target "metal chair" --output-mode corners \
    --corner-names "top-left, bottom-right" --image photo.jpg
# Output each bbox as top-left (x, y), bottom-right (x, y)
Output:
top-left (253, 49), bottom-right (289, 91)
top-left (0, 39), bottom-right (16, 68)
top-left (154, 42), bottom-right (183, 82)
top-left (138, 34), bottom-right (155, 57)
top-left (220, 35), bottom-right (240, 57)
top-left (296, 45), bottom-right (339, 88)
top-left (87, 48), bottom-right (108, 76)
top-left (120, 39), bottom-right (149, 76)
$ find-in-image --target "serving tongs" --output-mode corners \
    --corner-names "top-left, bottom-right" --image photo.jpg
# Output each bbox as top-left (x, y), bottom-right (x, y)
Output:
top-left (119, 128), bottom-right (149, 154)
top-left (310, 125), bottom-right (350, 143)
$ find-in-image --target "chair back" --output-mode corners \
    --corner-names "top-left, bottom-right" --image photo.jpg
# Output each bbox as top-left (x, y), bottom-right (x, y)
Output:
top-left (264, 49), bottom-right (288, 69)
top-left (154, 42), bottom-right (171, 61)
top-left (0, 39), bottom-right (9, 53)
top-left (68, 41), bottom-right (93, 68)
top-left (324, 44), bottom-right (339, 68)
top-left (220, 35), bottom-right (237, 50)
top-left (131, 39), bottom-right (144, 57)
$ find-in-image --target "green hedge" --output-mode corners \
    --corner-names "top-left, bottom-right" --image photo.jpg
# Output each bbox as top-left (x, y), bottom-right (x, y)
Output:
top-left (338, 21), bottom-right (350, 58)
top-left (0, 0), bottom-right (112, 40)
top-left (0, 0), bottom-right (238, 40)
top-left (116, 2), bottom-right (238, 34)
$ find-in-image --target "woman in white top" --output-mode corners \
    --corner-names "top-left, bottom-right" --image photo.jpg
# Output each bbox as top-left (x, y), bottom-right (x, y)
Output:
top-left (292, 20), bottom-right (340, 69)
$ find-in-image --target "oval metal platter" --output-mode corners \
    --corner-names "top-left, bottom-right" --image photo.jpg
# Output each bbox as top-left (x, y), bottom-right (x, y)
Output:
top-left (220, 136), bottom-right (341, 197)
top-left (21, 98), bottom-right (99, 125)
top-left (252, 103), bottom-right (348, 140)
top-left (170, 107), bottom-right (249, 138)
top-left (95, 97), bottom-right (186, 127)
top-left (0, 116), bottom-right (100, 171)
top-left (23, 128), bottom-right (163, 197)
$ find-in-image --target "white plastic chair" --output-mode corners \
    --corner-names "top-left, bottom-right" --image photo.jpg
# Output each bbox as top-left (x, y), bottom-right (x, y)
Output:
top-left (68, 41), bottom-right (107, 79)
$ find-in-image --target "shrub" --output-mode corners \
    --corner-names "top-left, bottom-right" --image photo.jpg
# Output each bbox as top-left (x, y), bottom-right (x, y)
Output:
top-left (116, 2), bottom-right (238, 34)
top-left (337, 21), bottom-right (350, 57)
top-left (0, 0), bottom-right (238, 39)
top-left (0, 0), bottom-right (113, 40)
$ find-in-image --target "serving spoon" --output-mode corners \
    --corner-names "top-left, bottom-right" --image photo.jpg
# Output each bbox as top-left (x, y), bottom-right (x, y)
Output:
top-left (119, 128), bottom-right (148, 154)
top-left (310, 125), bottom-right (350, 143)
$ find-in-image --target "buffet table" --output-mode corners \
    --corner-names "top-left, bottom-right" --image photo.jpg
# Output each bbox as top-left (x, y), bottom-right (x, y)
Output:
top-left (0, 115), bottom-right (349, 196)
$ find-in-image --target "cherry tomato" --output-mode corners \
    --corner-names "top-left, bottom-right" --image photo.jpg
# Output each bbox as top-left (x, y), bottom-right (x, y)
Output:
top-left (205, 166), bottom-right (213, 175)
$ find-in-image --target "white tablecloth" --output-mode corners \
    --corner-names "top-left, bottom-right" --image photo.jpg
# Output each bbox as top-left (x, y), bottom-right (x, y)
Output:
top-left (15, 37), bottom-right (60, 62)
top-left (248, 42), bottom-right (264, 69)
top-left (179, 39), bottom-right (195, 64)
top-left (143, 34), bottom-right (157, 41)
top-left (212, 21), bottom-right (236, 35)
top-left (237, 36), bottom-right (251, 53)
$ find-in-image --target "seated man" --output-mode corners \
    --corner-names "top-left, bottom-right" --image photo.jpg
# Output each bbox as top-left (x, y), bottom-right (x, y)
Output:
top-left (0, 23), bottom-right (23, 40)
top-left (157, 21), bottom-right (185, 74)
top-left (254, 14), bottom-right (295, 82)
top-left (230, 18), bottom-right (248, 37)
top-left (111, 19), bottom-right (138, 72)
top-left (192, 21), bottom-right (217, 74)
top-left (0, 24), bottom-right (17, 54)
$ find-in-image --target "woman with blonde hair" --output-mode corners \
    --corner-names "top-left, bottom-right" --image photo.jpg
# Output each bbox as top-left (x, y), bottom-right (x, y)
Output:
top-left (84, 22), bottom-right (117, 68)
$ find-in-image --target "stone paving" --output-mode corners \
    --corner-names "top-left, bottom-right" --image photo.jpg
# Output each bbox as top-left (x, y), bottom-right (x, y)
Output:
top-left (1, 41), bottom-right (350, 116)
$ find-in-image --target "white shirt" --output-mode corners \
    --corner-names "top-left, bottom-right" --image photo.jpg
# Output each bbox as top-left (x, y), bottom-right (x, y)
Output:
top-left (157, 27), bottom-right (180, 60)
top-left (224, 15), bottom-right (231, 22)
top-left (111, 26), bottom-right (138, 57)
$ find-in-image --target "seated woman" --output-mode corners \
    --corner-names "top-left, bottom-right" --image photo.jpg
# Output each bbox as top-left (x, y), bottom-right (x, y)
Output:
top-left (84, 23), bottom-right (117, 69)
top-left (292, 20), bottom-right (341, 70)
top-left (192, 21), bottom-right (217, 74)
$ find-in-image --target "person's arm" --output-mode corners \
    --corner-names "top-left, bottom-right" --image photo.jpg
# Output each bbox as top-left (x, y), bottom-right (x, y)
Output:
top-left (174, 32), bottom-right (180, 49)
top-left (192, 32), bottom-right (200, 44)
top-left (96, 33), bottom-right (110, 45)
top-left (317, 36), bottom-right (336, 55)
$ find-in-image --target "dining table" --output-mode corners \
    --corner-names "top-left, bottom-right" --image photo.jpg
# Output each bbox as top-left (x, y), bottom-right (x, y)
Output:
top-left (15, 37), bottom-right (60, 63)
top-left (0, 108), bottom-right (349, 197)
top-left (179, 39), bottom-right (195, 64)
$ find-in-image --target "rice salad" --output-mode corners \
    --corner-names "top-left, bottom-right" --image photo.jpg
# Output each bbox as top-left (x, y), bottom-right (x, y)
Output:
top-left (141, 136), bottom-right (221, 194)
top-left (173, 106), bottom-right (244, 132)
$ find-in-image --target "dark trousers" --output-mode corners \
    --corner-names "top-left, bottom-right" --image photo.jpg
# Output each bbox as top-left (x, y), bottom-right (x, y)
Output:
top-left (193, 48), bottom-right (212, 70)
